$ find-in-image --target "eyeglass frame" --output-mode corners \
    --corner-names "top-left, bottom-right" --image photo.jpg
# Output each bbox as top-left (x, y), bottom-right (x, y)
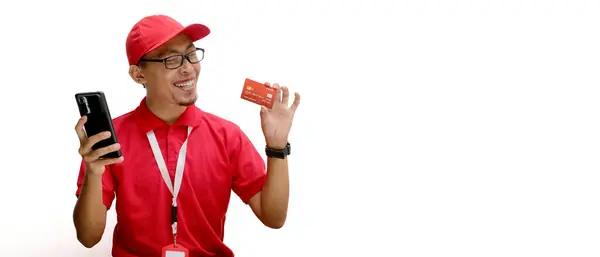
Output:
top-left (137, 47), bottom-right (205, 69)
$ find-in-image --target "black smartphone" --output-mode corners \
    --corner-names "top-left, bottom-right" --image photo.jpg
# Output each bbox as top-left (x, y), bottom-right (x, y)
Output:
top-left (74, 91), bottom-right (122, 159)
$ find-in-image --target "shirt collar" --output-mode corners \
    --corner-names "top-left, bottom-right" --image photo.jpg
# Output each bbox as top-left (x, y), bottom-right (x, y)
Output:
top-left (134, 97), bottom-right (204, 134)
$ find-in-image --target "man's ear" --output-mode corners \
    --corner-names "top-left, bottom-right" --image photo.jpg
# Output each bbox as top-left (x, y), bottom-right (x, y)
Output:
top-left (129, 65), bottom-right (147, 87)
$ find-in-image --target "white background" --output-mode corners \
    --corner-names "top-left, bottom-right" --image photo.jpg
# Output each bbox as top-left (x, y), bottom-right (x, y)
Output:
top-left (0, 0), bottom-right (599, 256)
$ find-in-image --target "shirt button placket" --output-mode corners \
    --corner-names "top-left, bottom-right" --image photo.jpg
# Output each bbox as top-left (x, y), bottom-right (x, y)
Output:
top-left (167, 126), bottom-right (177, 173)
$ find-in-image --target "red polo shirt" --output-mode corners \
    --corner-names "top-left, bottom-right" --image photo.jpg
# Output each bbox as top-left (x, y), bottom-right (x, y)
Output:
top-left (75, 98), bottom-right (267, 257)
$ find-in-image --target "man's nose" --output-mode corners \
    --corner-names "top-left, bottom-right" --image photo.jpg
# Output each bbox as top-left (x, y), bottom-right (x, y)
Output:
top-left (180, 57), bottom-right (194, 73)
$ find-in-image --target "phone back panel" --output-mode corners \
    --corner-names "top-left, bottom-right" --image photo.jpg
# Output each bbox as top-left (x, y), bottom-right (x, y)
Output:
top-left (75, 91), bottom-right (122, 158)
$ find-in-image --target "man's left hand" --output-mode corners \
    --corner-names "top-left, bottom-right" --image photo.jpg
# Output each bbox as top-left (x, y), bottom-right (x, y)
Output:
top-left (260, 82), bottom-right (301, 149)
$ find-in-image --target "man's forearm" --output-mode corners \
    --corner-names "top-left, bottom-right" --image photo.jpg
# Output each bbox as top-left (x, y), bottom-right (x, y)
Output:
top-left (260, 157), bottom-right (290, 228)
top-left (73, 173), bottom-right (108, 248)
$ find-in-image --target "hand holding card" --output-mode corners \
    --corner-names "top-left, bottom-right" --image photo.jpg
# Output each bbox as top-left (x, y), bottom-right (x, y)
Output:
top-left (239, 78), bottom-right (301, 149)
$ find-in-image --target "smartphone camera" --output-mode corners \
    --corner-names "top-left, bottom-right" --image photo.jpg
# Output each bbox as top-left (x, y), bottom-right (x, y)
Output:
top-left (78, 96), bottom-right (92, 115)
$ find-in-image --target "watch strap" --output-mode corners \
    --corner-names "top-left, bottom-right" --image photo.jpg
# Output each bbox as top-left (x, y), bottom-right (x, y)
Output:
top-left (265, 142), bottom-right (291, 159)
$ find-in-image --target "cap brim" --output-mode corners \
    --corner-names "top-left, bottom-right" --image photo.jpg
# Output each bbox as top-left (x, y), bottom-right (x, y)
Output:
top-left (181, 23), bottom-right (211, 42)
top-left (145, 24), bottom-right (211, 57)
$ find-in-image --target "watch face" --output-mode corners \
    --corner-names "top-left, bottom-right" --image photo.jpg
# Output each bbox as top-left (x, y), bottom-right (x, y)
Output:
top-left (266, 150), bottom-right (285, 159)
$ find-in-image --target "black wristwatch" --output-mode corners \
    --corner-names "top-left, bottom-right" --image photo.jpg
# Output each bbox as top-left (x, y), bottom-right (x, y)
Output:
top-left (265, 142), bottom-right (291, 159)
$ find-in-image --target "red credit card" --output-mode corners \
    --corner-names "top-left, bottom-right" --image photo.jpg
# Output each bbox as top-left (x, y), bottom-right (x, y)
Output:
top-left (240, 78), bottom-right (278, 109)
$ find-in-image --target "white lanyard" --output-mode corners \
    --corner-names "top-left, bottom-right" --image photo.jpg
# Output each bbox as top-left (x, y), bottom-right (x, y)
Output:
top-left (147, 126), bottom-right (192, 245)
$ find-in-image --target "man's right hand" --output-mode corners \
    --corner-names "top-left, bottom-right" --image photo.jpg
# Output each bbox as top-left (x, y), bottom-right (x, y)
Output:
top-left (75, 116), bottom-right (123, 175)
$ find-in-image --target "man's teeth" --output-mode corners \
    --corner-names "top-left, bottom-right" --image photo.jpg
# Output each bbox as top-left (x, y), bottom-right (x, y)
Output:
top-left (175, 80), bottom-right (193, 87)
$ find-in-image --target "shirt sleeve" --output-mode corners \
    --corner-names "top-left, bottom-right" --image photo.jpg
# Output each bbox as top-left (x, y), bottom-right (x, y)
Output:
top-left (75, 159), bottom-right (116, 210)
top-left (230, 128), bottom-right (267, 204)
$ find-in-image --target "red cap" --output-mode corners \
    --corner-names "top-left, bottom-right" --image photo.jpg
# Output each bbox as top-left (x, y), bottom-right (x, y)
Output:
top-left (126, 15), bottom-right (210, 65)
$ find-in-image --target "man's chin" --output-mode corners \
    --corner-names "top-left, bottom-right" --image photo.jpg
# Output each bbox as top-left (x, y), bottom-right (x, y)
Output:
top-left (176, 95), bottom-right (197, 106)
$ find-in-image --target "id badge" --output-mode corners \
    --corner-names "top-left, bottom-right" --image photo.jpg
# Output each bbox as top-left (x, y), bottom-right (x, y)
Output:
top-left (162, 244), bottom-right (189, 257)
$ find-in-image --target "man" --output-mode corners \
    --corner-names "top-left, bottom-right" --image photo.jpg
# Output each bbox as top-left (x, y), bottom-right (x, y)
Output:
top-left (72, 14), bottom-right (300, 257)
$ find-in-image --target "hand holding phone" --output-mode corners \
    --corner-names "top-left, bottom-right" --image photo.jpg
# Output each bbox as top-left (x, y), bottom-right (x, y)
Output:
top-left (74, 92), bottom-right (123, 174)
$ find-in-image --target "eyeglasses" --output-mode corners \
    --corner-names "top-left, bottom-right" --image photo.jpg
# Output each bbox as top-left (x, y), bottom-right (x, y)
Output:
top-left (138, 47), bottom-right (205, 69)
